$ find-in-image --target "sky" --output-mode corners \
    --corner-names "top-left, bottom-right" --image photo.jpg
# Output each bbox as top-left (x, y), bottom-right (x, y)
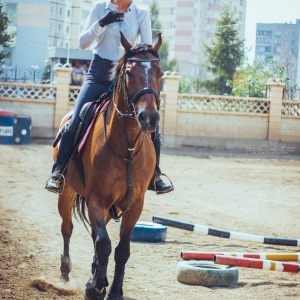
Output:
top-left (245, 0), bottom-right (300, 62)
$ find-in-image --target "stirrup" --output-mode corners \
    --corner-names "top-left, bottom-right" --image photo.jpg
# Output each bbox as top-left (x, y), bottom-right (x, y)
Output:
top-left (153, 172), bottom-right (174, 195)
top-left (45, 172), bottom-right (66, 195)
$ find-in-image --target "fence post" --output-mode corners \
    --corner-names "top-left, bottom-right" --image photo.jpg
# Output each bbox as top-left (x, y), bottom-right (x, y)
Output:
top-left (54, 65), bottom-right (71, 128)
top-left (266, 79), bottom-right (285, 141)
top-left (162, 73), bottom-right (181, 147)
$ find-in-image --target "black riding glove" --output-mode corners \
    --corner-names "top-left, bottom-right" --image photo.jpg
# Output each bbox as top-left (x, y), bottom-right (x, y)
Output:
top-left (99, 11), bottom-right (124, 27)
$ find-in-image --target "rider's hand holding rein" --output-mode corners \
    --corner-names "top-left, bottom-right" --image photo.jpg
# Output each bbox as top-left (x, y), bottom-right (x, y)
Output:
top-left (99, 11), bottom-right (124, 27)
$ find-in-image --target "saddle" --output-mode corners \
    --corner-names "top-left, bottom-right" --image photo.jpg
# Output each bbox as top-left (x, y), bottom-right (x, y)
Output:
top-left (53, 93), bottom-right (110, 186)
top-left (53, 95), bottom-right (123, 221)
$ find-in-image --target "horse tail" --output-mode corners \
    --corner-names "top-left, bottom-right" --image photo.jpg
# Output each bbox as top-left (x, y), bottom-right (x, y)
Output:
top-left (73, 194), bottom-right (91, 232)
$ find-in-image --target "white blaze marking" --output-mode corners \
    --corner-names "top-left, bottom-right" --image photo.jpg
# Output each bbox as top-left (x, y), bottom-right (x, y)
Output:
top-left (141, 61), bottom-right (151, 85)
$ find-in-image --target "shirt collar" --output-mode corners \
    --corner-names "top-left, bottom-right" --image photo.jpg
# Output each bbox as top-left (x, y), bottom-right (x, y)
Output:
top-left (105, 0), bottom-right (133, 12)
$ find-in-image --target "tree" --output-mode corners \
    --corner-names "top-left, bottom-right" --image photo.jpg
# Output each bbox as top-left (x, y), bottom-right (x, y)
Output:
top-left (0, 1), bottom-right (16, 72)
top-left (232, 55), bottom-right (296, 99)
top-left (203, 4), bottom-right (244, 95)
top-left (149, 0), bottom-right (178, 73)
top-left (277, 44), bottom-right (297, 99)
top-left (149, 0), bottom-right (161, 41)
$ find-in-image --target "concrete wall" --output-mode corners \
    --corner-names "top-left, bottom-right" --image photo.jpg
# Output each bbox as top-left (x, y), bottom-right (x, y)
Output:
top-left (176, 112), bottom-right (269, 140)
top-left (1, 71), bottom-right (299, 153)
top-left (161, 76), bottom-right (300, 152)
top-left (281, 117), bottom-right (300, 142)
top-left (0, 99), bottom-right (55, 138)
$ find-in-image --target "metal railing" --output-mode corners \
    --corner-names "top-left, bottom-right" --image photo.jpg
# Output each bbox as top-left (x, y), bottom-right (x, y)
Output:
top-left (0, 66), bottom-right (50, 84)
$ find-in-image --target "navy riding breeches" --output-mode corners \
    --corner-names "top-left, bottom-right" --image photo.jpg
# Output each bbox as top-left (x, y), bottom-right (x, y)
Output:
top-left (68, 55), bottom-right (113, 133)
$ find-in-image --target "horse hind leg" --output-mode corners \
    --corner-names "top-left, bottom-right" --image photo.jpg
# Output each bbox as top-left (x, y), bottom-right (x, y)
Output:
top-left (85, 198), bottom-right (112, 300)
top-left (108, 198), bottom-right (144, 300)
top-left (58, 184), bottom-right (76, 281)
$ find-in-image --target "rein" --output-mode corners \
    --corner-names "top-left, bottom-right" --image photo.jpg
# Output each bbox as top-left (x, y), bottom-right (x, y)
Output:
top-left (103, 54), bottom-right (160, 221)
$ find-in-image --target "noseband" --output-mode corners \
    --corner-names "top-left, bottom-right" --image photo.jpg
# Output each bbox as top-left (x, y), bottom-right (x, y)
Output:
top-left (114, 56), bottom-right (161, 118)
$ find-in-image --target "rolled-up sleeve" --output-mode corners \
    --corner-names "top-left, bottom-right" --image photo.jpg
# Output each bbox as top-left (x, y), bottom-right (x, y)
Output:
top-left (139, 9), bottom-right (152, 45)
top-left (79, 3), bottom-right (104, 49)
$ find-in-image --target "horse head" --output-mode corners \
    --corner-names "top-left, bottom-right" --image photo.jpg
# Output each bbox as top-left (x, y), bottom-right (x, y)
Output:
top-left (113, 32), bottom-right (163, 133)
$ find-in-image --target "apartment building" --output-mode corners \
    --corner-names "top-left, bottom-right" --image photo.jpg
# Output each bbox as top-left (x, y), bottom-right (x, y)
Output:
top-left (3, 0), bottom-right (246, 79)
top-left (255, 20), bottom-right (300, 85)
top-left (3, 0), bottom-right (50, 70)
top-left (136, 0), bottom-right (247, 79)
top-left (2, 0), bottom-right (93, 72)
top-left (48, 0), bottom-right (93, 67)
top-left (48, 0), bottom-right (92, 49)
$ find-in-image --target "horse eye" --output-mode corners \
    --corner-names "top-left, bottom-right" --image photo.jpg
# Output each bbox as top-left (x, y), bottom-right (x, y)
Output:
top-left (126, 70), bottom-right (133, 77)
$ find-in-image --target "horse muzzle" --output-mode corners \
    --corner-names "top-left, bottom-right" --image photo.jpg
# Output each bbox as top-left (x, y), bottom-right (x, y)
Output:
top-left (137, 110), bottom-right (160, 133)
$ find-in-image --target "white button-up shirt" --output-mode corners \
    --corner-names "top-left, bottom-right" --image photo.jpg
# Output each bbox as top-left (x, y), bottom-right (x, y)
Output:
top-left (79, 1), bottom-right (152, 61)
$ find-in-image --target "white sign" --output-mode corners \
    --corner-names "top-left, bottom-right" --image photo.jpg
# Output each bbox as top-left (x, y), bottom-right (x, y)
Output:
top-left (0, 126), bottom-right (13, 136)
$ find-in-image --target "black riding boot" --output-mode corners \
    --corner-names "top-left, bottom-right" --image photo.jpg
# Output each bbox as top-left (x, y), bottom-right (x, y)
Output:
top-left (45, 129), bottom-right (76, 194)
top-left (148, 135), bottom-right (174, 194)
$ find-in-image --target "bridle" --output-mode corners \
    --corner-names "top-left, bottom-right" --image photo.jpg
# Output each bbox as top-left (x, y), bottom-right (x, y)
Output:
top-left (103, 50), bottom-right (161, 221)
top-left (113, 55), bottom-right (161, 118)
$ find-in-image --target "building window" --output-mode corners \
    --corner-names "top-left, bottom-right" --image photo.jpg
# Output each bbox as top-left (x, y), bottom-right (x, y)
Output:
top-left (66, 26), bottom-right (69, 33)
top-left (256, 54), bottom-right (265, 61)
top-left (257, 30), bottom-right (272, 36)
top-left (240, 0), bottom-right (244, 4)
top-left (67, 10), bottom-right (70, 17)
top-left (58, 24), bottom-right (62, 32)
top-left (59, 7), bottom-right (63, 15)
top-left (6, 4), bottom-right (17, 25)
top-left (171, 8), bottom-right (176, 15)
top-left (265, 46), bottom-right (271, 52)
top-left (275, 31), bottom-right (281, 36)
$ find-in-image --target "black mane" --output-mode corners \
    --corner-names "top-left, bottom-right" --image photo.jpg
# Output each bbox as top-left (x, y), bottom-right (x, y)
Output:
top-left (109, 43), bottom-right (160, 81)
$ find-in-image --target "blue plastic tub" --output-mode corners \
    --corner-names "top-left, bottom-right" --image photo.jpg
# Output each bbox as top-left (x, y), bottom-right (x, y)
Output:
top-left (13, 115), bottom-right (32, 145)
top-left (0, 110), bottom-right (14, 144)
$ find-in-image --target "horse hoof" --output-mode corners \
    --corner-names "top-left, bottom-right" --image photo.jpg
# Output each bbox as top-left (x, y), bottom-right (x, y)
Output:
top-left (107, 293), bottom-right (124, 300)
top-left (85, 279), bottom-right (106, 300)
top-left (60, 273), bottom-right (69, 282)
top-left (60, 254), bottom-right (72, 281)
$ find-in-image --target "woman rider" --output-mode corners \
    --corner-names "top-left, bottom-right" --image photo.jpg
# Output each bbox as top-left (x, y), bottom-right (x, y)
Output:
top-left (45, 0), bottom-right (173, 194)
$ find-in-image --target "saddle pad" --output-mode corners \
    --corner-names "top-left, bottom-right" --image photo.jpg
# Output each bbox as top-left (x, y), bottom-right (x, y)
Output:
top-left (78, 100), bottom-right (108, 155)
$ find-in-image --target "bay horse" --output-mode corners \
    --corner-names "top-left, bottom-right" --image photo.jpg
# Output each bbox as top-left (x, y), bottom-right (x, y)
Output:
top-left (56, 33), bottom-right (162, 300)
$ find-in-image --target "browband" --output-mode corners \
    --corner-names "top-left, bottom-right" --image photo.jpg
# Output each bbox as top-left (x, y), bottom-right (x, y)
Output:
top-left (126, 57), bottom-right (159, 62)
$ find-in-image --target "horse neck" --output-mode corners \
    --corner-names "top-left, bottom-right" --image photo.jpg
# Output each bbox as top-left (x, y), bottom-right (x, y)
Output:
top-left (105, 81), bottom-right (143, 154)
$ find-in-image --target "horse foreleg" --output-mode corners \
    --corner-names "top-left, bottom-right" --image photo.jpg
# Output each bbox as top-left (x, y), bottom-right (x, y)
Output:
top-left (58, 185), bottom-right (76, 281)
top-left (85, 198), bottom-right (111, 300)
top-left (108, 198), bottom-right (144, 300)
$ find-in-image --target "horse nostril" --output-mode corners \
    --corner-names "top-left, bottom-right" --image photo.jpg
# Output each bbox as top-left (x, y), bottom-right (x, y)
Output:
top-left (138, 111), bottom-right (147, 124)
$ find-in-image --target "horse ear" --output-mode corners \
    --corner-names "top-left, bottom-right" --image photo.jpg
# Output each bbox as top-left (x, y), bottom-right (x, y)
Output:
top-left (120, 32), bottom-right (132, 51)
top-left (152, 33), bottom-right (162, 52)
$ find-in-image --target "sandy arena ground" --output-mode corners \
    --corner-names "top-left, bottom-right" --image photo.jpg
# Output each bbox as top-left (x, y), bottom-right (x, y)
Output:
top-left (0, 142), bottom-right (299, 300)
